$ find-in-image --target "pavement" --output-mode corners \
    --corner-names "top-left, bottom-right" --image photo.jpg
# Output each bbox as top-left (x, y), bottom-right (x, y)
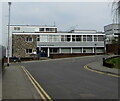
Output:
top-left (86, 60), bottom-right (120, 76)
top-left (2, 65), bottom-right (41, 100)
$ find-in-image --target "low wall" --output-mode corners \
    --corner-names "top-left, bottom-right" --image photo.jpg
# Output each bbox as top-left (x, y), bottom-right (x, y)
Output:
top-left (103, 56), bottom-right (120, 68)
top-left (50, 53), bottom-right (104, 59)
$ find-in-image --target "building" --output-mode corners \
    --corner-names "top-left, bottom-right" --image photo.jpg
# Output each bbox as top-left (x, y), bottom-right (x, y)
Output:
top-left (10, 25), bottom-right (105, 58)
top-left (104, 24), bottom-right (120, 44)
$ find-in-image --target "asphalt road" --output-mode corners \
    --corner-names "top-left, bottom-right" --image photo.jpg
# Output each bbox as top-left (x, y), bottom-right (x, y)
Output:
top-left (21, 55), bottom-right (119, 100)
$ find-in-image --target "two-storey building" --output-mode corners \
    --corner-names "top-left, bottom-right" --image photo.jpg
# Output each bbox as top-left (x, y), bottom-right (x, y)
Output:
top-left (10, 25), bottom-right (105, 58)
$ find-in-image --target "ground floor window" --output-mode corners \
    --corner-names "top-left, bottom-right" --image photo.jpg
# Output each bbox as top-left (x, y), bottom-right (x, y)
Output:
top-left (83, 48), bottom-right (93, 53)
top-left (61, 48), bottom-right (71, 53)
top-left (25, 49), bottom-right (33, 54)
top-left (72, 48), bottom-right (82, 53)
top-left (50, 48), bottom-right (59, 53)
top-left (96, 47), bottom-right (104, 53)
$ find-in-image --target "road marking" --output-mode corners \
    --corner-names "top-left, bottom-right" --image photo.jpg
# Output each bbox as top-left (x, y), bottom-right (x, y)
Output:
top-left (21, 66), bottom-right (53, 101)
top-left (84, 64), bottom-right (120, 78)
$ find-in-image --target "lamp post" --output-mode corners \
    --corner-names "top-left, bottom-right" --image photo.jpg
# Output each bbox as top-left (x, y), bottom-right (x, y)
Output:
top-left (7, 2), bottom-right (11, 66)
top-left (95, 43), bottom-right (97, 55)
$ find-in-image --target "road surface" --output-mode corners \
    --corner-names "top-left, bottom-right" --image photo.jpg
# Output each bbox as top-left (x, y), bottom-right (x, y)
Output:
top-left (21, 55), bottom-right (119, 100)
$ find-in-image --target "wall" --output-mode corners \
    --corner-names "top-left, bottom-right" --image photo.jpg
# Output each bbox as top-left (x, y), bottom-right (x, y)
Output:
top-left (12, 34), bottom-right (37, 57)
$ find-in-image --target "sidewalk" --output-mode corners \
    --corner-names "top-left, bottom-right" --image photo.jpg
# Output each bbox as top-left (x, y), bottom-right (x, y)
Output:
top-left (88, 61), bottom-right (120, 75)
top-left (2, 65), bottom-right (41, 100)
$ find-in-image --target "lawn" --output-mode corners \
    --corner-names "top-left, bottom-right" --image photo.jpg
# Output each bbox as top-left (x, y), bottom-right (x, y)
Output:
top-left (106, 57), bottom-right (120, 69)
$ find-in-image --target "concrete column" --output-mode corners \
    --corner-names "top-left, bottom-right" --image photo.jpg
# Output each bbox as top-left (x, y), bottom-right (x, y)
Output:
top-left (70, 35), bottom-right (72, 42)
top-left (81, 35), bottom-right (83, 42)
top-left (92, 35), bottom-right (94, 42)
top-left (47, 48), bottom-right (50, 57)
top-left (71, 48), bottom-right (72, 54)
top-left (82, 47), bottom-right (83, 53)
top-left (59, 48), bottom-right (61, 53)
top-left (93, 47), bottom-right (95, 53)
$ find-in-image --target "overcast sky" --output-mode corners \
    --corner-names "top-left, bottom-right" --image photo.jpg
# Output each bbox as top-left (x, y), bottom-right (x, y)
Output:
top-left (1, 2), bottom-right (113, 45)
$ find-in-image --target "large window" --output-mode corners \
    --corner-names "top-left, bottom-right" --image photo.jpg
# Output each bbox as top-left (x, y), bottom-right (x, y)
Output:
top-left (39, 28), bottom-right (44, 32)
top-left (40, 35), bottom-right (48, 42)
top-left (50, 48), bottom-right (59, 53)
top-left (61, 35), bottom-right (65, 41)
top-left (87, 35), bottom-right (92, 41)
top-left (94, 35), bottom-right (97, 41)
top-left (83, 35), bottom-right (86, 41)
top-left (61, 35), bottom-right (70, 42)
top-left (67, 35), bottom-right (71, 42)
top-left (26, 49), bottom-right (33, 54)
top-left (98, 35), bottom-right (104, 41)
top-left (72, 35), bottom-right (76, 42)
top-left (76, 35), bottom-right (81, 42)
top-left (46, 28), bottom-right (55, 32)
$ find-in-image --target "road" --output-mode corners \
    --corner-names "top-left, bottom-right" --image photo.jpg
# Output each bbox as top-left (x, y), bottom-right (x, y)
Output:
top-left (21, 55), bottom-right (119, 100)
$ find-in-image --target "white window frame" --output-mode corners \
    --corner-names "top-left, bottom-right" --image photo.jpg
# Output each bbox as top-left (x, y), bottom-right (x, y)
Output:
top-left (14, 27), bottom-right (20, 30)
top-left (26, 37), bottom-right (33, 42)
top-left (25, 49), bottom-right (33, 54)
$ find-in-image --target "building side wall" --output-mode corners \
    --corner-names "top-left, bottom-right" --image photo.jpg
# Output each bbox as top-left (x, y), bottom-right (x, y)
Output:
top-left (12, 35), bottom-right (37, 57)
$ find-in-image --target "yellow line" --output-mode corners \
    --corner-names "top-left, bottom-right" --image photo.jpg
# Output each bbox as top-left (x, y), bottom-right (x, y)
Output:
top-left (84, 64), bottom-right (120, 78)
top-left (22, 66), bottom-right (53, 101)
top-left (22, 67), bottom-right (47, 101)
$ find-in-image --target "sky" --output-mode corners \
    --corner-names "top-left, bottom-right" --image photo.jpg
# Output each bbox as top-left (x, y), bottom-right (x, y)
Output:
top-left (1, 2), bottom-right (114, 46)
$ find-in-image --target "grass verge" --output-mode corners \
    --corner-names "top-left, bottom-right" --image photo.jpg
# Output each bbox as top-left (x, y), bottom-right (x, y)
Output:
top-left (106, 57), bottom-right (120, 69)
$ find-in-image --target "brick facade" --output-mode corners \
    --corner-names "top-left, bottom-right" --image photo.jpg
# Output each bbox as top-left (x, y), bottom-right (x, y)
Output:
top-left (12, 34), bottom-right (37, 57)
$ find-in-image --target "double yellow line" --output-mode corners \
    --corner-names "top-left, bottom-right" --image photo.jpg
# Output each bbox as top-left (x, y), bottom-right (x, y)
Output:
top-left (84, 64), bottom-right (120, 78)
top-left (21, 66), bottom-right (53, 101)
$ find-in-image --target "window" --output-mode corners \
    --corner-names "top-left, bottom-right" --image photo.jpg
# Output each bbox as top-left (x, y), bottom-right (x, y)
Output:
top-left (40, 35), bottom-right (48, 42)
top-left (98, 35), bottom-right (104, 41)
top-left (14, 27), bottom-right (20, 30)
top-left (83, 35), bottom-right (86, 41)
top-left (39, 28), bottom-right (44, 32)
top-left (67, 35), bottom-right (71, 42)
top-left (72, 35), bottom-right (76, 42)
top-left (50, 48), bottom-right (59, 53)
top-left (26, 37), bottom-right (33, 42)
top-left (87, 35), bottom-right (92, 41)
top-left (94, 35), bottom-right (97, 41)
top-left (26, 49), bottom-right (33, 54)
top-left (61, 35), bottom-right (65, 41)
top-left (61, 35), bottom-right (67, 42)
top-left (76, 35), bottom-right (81, 42)
top-left (46, 28), bottom-right (55, 32)
top-left (37, 37), bottom-right (40, 41)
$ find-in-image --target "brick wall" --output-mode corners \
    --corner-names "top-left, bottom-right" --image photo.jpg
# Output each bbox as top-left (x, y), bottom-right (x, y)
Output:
top-left (12, 34), bottom-right (37, 57)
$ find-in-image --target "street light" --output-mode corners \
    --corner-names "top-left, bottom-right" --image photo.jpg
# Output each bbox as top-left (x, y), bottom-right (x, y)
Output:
top-left (7, 2), bottom-right (11, 66)
top-left (95, 43), bottom-right (97, 55)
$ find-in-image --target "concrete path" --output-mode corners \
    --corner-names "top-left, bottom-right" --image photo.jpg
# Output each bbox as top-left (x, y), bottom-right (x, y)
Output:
top-left (88, 61), bottom-right (120, 75)
top-left (2, 65), bottom-right (41, 100)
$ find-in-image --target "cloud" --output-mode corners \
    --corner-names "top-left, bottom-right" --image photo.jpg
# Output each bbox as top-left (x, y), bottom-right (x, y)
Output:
top-left (3, 2), bottom-right (112, 31)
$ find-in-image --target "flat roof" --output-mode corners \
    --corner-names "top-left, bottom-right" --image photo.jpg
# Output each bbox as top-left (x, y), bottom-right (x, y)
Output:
top-left (9, 25), bottom-right (57, 28)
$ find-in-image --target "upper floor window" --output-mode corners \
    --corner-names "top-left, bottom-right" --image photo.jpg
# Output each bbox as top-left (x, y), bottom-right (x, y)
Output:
top-left (26, 37), bottom-right (33, 42)
top-left (83, 35), bottom-right (86, 41)
top-left (94, 35), bottom-right (98, 41)
top-left (98, 35), bottom-right (104, 41)
top-left (87, 35), bottom-right (92, 41)
top-left (14, 27), bottom-right (20, 30)
top-left (39, 28), bottom-right (44, 32)
top-left (46, 28), bottom-right (55, 32)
